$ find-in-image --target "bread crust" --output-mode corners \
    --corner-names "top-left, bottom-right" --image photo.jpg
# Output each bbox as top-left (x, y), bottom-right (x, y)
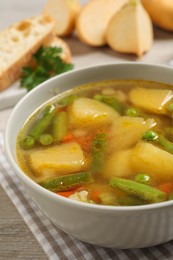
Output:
top-left (0, 34), bottom-right (54, 92)
top-left (0, 14), bottom-right (55, 92)
top-left (0, 14), bottom-right (72, 92)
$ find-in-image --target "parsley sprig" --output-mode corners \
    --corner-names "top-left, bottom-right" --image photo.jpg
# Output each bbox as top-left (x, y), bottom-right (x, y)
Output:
top-left (20, 46), bottom-right (74, 91)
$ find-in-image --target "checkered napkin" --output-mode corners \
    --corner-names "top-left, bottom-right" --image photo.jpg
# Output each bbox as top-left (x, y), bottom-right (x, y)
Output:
top-left (0, 132), bottom-right (173, 260)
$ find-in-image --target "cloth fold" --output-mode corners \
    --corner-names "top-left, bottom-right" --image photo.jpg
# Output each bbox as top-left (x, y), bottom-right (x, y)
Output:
top-left (0, 132), bottom-right (173, 260)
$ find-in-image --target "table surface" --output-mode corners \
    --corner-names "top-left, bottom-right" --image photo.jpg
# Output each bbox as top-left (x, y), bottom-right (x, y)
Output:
top-left (0, 0), bottom-right (173, 259)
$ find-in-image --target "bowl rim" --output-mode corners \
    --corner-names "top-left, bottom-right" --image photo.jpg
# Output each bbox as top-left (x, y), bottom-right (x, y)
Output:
top-left (5, 62), bottom-right (173, 213)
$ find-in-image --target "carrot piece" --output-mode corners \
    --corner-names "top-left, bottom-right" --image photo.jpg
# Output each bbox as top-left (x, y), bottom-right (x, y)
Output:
top-left (76, 135), bottom-right (93, 152)
top-left (56, 185), bottom-right (85, 198)
top-left (89, 190), bottom-right (101, 203)
top-left (56, 190), bottom-right (76, 198)
top-left (56, 190), bottom-right (75, 198)
top-left (157, 183), bottom-right (173, 194)
top-left (63, 133), bottom-right (75, 143)
top-left (55, 107), bottom-right (66, 114)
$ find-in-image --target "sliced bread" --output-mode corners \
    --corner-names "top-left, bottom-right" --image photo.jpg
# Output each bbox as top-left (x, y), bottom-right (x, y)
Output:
top-left (0, 14), bottom-right (55, 92)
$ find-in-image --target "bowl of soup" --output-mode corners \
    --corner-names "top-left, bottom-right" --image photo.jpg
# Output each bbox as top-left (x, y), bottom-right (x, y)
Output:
top-left (5, 63), bottom-right (173, 248)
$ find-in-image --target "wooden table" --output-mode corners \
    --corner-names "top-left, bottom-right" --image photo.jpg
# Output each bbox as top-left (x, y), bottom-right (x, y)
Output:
top-left (0, 1), bottom-right (173, 259)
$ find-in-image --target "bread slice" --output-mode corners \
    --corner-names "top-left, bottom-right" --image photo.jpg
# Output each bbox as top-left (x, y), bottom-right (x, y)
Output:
top-left (43, 0), bottom-right (81, 36)
top-left (0, 14), bottom-right (55, 92)
top-left (75, 0), bottom-right (128, 46)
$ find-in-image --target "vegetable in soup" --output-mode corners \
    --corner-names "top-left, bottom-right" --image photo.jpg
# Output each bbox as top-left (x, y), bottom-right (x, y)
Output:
top-left (16, 79), bottom-right (173, 206)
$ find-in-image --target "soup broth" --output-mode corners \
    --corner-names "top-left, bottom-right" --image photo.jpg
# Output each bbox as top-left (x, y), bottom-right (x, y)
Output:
top-left (16, 79), bottom-right (173, 206)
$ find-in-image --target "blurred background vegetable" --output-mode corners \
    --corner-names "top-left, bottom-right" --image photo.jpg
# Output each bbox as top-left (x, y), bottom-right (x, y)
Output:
top-left (142, 0), bottom-right (173, 32)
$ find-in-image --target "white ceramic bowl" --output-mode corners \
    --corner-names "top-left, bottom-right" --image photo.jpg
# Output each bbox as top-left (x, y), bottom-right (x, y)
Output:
top-left (5, 63), bottom-right (173, 249)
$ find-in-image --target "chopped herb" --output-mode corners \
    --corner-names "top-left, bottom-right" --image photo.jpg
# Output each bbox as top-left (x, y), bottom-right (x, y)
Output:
top-left (20, 46), bottom-right (74, 91)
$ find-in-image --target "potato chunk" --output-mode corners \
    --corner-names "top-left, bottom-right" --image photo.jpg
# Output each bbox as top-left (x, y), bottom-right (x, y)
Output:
top-left (29, 142), bottom-right (85, 178)
top-left (108, 116), bottom-right (155, 152)
top-left (131, 141), bottom-right (173, 182)
top-left (104, 149), bottom-right (134, 179)
top-left (69, 97), bottom-right (119, 128)
top-left (129, 87), bottom-right (173, 115)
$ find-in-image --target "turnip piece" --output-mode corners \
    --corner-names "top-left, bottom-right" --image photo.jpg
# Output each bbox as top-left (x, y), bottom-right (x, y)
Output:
top-left (104, 149), bottom-right (134, 179)
top-left (131, 141), bottom-right (173, 182)
top-left (106, 0), bottom-right (153, 57)
top-left (69, 97), bottom-right (120, 128)
top-left (76, 0), bottom-right (128, 46)
top-left (29, 142), bottom-right (85, 178)
top-left (44, 0), bottom-right (81, 36)
top-left (129, 87), bottom-right (173, 115)
top-left (142, 0), bottom-right (173, 32)
top-left (108, 116), bottom-right (156, 152)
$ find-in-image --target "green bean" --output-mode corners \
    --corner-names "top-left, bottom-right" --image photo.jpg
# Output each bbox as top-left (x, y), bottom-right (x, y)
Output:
top-left (157, 135), bottom-right (173, 154)
top-left (39, 171), bottom-right (93, 191)
top-left (90, 133), bottom-right (106, 173)
top-left (134, 173), bottom-right (152, 185)
top-left (52, 111), bottom-right (67, 142)
top-left (39, 134), bottom-right (53, 145)
top-left (110, 177), bottom-right (166, 203)
top-left (20, 135), bottom-right (35, 149)
top-left (93, 94), bottom-right (125, 114)
top-left (59, 94), bottom-right (77, 107)
top-left (165, 127), bottom-right (173, 139)
top-left (169, 191), bottom-right (173, 200)
top-left (118, 195), bottom-right (145, 206)
top-left (29, 104), bottom-right (56, 140)
top-left (143, 130), bottom-right (173, 154)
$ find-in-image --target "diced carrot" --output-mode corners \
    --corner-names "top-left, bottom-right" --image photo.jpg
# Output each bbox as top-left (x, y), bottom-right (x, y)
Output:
top-left (56, 185), bottom-right (85, 198)
top-left (55, 107), bottom-right (66, 113)
top-left (76, 134), bottom-right (93, 152)
top-left (62, 133), bottom-right (75, 143)
top-left (56, 190), bottom-right (76, 198)
top-left (89, 190), bottom-right (101, 203)
top-left (157, 183), bottom-right (173, 194)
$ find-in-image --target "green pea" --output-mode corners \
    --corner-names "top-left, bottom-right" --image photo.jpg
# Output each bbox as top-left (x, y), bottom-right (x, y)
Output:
top-left (167, 103), bottom-right (173, 112)
top-left (134, 173), bottom-right (152, 185)
top-left (39, 134), bottom-right (53, 145)
top-left (143, 130), bottom-right (158, 141)
top-left (143, 130), bottom-right (173, 154)
top-left (20, 135), bottom-right (35, 149)
top-left (126, 108), bottom-right (140, 117)
top-left (93, 94), bottom-right (103, 101)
